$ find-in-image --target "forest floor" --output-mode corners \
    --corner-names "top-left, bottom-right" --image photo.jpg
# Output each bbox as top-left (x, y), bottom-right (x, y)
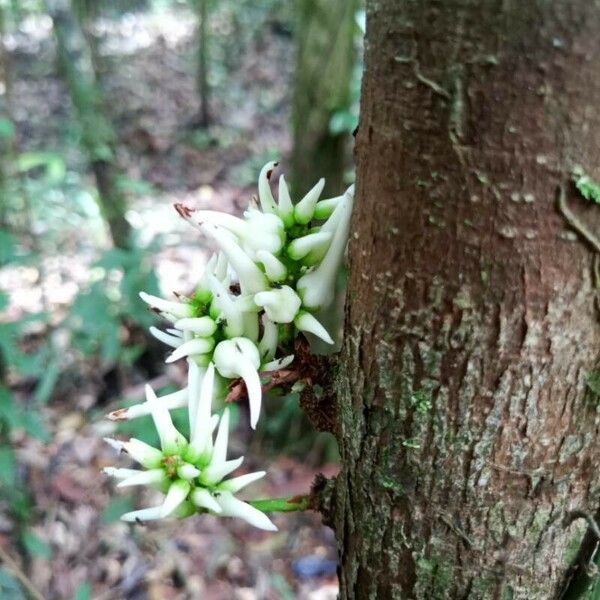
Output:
top-left (2, 5), bottom-right (339, 599)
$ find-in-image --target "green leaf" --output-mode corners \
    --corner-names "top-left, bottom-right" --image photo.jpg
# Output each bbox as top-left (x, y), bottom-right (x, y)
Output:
top-left (574, 167), bottom-right (600, 204)
top-left (21, 530), bottom-right (52, 559)
top-left (329, 110), bottom-right (358, 135)
top-left (17, 151), bottom-right (66, 184)
top-left (33, 360), bottom-right (60, 405)
top-left (0, 118), bottom-right (15, 140)
top-left (101, 497), bottom-right (135, 524)
top-left (0, 386), bottom-right (20, 429)
top-left (20, 411), bottom-right (49, 442)
top-left (0, 230), bottom-right (17, 265)
top-left (0, 447), bottom-right (16, 487)
top-left (73, 581), bottom-right (92, 600)
top-left (0, 568), bottom-right (26, 599)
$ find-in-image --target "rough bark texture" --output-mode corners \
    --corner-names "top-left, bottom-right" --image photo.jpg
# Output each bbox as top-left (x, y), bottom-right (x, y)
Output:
top-left (291, 0), bottom-right (356, 197)
top-left (334, 2), bottom-right (600, 599)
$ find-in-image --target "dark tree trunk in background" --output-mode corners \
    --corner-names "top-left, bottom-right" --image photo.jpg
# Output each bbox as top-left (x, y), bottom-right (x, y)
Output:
top-left (334, 1), bottom-right (600, 598)
top-left (193, 0), bottom-right (210, 128)
top-left (291, 0), bottom-right (356, 197)
top-left (46, 0), bottom-right (131, 249)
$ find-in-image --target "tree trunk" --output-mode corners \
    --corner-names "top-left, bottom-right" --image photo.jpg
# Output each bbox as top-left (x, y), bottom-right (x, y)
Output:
top-left (334, 1), bottom-right (600, 598)
top-left (46, 0), bottom-right (131, 249)
top-left (193, 0), bottom-right (210, 128)
top-left (291, 0), bottom-right (356, 197)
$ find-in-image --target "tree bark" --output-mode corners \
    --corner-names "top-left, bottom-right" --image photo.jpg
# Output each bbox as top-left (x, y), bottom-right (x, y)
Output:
top-left (334, 1), bottom-right (600, 598)
top-left (193, 0), bottom-right (210, 128)
top-left (291, 0), bottom-right (356, 197)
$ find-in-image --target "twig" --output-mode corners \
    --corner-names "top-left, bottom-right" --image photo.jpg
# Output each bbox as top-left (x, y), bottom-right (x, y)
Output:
top-left (565, 510), bottom-right (600, 543)
top-left (415, 68), bottom-right (452, 100)
top-left (0, 543), bottom-right (45, 600)
top-left (248, 495), bottom-right (312, 513)
top-left (439, 513), bottom-right (473, 547)
top-left (557, 185), bottom-right (600, 254)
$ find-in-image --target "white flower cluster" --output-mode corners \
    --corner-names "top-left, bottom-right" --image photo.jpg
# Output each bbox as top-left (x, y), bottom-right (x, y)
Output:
top-left (104, 162), bottom-right (354, 529)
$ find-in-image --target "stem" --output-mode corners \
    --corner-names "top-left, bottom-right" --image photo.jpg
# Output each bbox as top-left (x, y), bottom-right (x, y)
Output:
top-left (0, 543), bottom-right (45, 600)
top-left (248, 495), bottom-right (311, 513)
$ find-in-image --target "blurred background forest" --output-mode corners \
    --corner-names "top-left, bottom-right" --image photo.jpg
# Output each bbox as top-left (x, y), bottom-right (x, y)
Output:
top-left (0, 0), bottom-right (363, 598)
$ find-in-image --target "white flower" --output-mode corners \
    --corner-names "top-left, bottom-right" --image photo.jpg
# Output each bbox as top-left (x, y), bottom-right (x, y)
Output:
top-left (105, 395), bottom-right (275, 530)
top-left (277, 174), bottom-right (294, 226)
top-left (139, 291), bottom-right (193, 321)
top-left (145, 384), bottom-right (188, 454)
top-left (296, 185), bottom-right (354, 309)
top-left (107, 387), bottom-right (188, 421)
top-left (165, 337), bottom-right (215, 364)
top-left (200, 222), bottom-right (268, 294)
top-left (174, 316), bottom-right (217, 336)
top-left (213, 337), bottom-right (262, 429)
top-left (182, 208), bottom-right (284, 260)
top-left (294, 178), bottom-right (325, 224)
top-left (313, 192), bottom-right (345, 220)
top-left (254, 286), bottom-right (302, 324)
top-left (258, 315), bottom-right (278, 362)
top-left (258, 161), bottom-right (279, 214)
top-left (255, 250), bottom-right (287, 282)
top-left (287, 231), bottom-right (332, 262)
top-left (294, 311), bottom-right (334, 345)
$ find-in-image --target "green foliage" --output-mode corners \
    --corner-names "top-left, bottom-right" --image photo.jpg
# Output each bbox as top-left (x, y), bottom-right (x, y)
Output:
top-left (0, 569), bottom-right (26, 600)
top-left (586, 371), bottom-right (600, 402)
top-left (68, 244), bottom-right (160, 364)
top-left (410, 389), bottom-right (432, 414)
top-left (21, 530), bottom-right (52, 559)
top-left (73, 581), bottom-right (92, 600)
top-left (574, 167), bottom-right (600, 204)
top-left (101, 496), bottom-right (135, 524)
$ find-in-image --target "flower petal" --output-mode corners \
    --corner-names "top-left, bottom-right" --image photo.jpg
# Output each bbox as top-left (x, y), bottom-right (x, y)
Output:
top-left (174, 317), bottom-right (217, 336)
top-left (104, 437), bottom-right (163, 469)
top-left (107, 388), bottom-right (188, 421)
top-left (190, 362), bottom-right (216, 456)
top-left (161, 480), bottom-right (191, 518)
top-left (121, 506), bottom-right (164, 522)
top-left (117, 468), bottom-right (166, 488)
top-left (215, 492), bottom-right (278, 531)
top-left (191, 488), bottom-right (222, 513)
top-left (149, 326), bottom-right (183, 349)
top-left (145, 384), bottom-right (187, 454)
top-left (219, 470), bottom-right (266, 494)
top-left (102, 467), bottom-right (141, 480)
top-left (294, 311), bottom-right (334, 345)
top-left (211, 407), bottom-right (230, 467)
top-left (139, 292), bottom-right (192, 319)
top-left (296, 186), bottom-right (354, 309)
top-left (177, 463), bottom-right (201, 480)
top-left (258, 315), bottom-right (278, 361)
top-left (313, 193), bottom-right (344, 220)
top-left (202, 456), bottom-right (244, 485)
top-left (258, 161), bottom-right (279, 214)
top-left (201, 223), bottom-right (268, 294)
top-left (166, 337), bottom-right (215, 363)
top-left (261, 355), bottom-right (294, 372)
top-left (256, 250), bottom-right (287, 282)
top-left (294, 178), bottom-right (325, 224)
top-left (287, 231), bottom-right (332, 261)
top-left (254, 286), bottom-right (301, 324)
top-left (277, 174), bottom-right (294, 225)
